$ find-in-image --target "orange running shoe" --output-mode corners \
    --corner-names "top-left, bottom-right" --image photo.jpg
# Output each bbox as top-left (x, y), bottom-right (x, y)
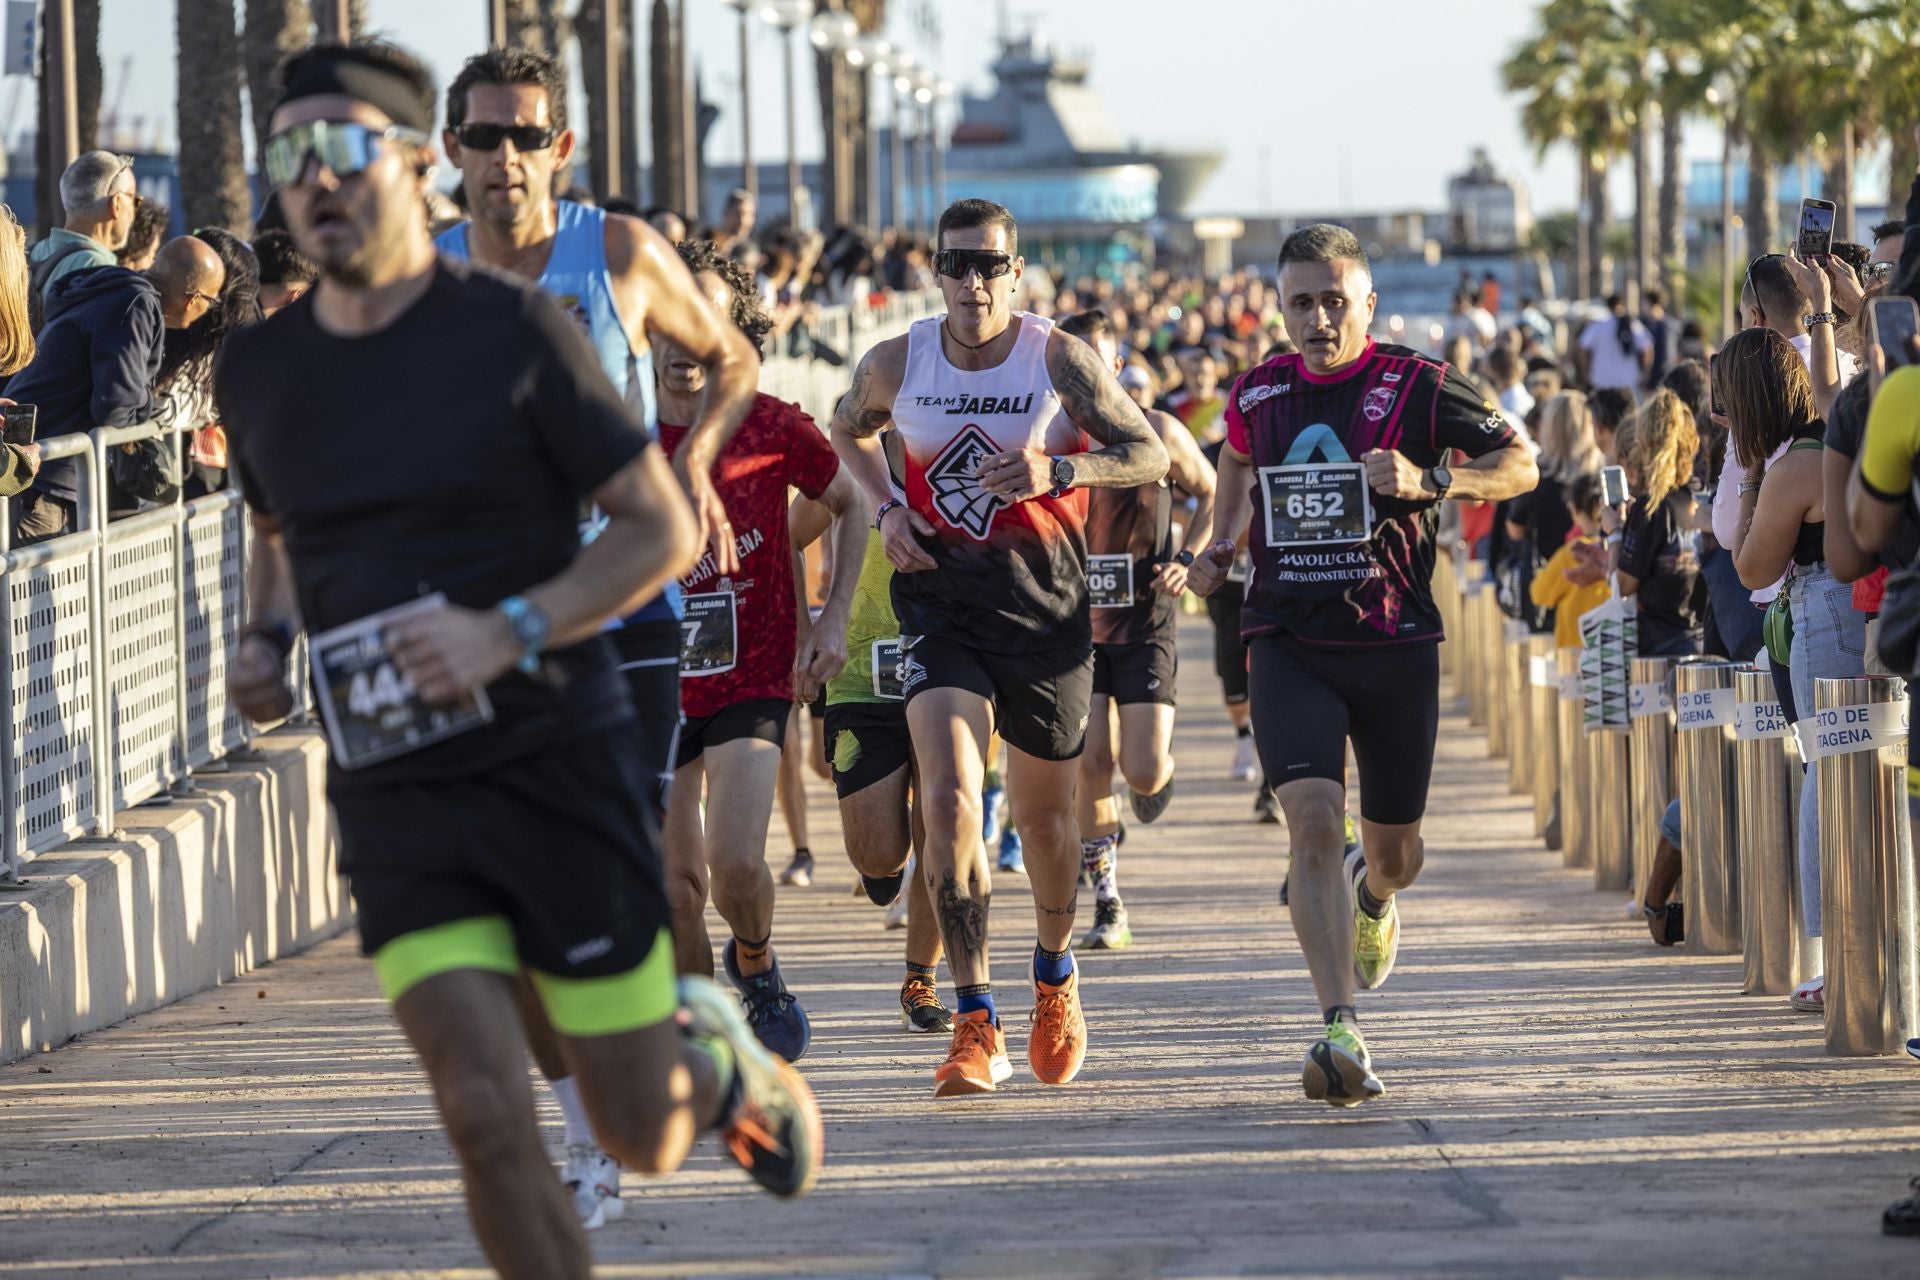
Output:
top-left (1028, 966), bottom-right (1087, 1084)
top-left (933, 1009), bottom-right (1011, 1098)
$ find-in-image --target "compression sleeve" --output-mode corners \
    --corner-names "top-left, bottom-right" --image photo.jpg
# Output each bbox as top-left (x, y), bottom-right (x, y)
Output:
top-left (1859, 364), bottom-right (1920, 500)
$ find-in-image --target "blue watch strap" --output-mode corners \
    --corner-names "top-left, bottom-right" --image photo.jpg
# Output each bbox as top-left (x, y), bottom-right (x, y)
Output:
top-left (499, 595), bottom-right (547, 674)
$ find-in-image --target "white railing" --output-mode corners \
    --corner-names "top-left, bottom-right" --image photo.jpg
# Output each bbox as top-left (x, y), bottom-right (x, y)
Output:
top-left (762, 290), bottom-right (944, 426)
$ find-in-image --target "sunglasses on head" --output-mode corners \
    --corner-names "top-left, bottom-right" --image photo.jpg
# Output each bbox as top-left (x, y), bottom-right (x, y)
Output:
top-left (935, 248), bottom-right (1014, 282)
top-left (454, 122), bottom-right (558, 154)
top-left (262, 119), bottom-right (430, 189)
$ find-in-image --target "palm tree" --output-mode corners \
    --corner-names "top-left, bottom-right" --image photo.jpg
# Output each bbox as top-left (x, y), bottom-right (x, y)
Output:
top-left (243, 0), bottom-right (311, 178)
top-left (34, 0), bottom-right (102, 235)
top-left (178, 0), bottom-right (251, 233)
top-left (647, 0), bottom-right (681, 210)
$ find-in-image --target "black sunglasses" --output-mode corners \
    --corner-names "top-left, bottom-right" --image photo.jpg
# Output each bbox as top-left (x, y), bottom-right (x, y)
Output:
top-left (455, 123), bottom-right (558, 153)
top-left (935, 248), bottom-right (1014, 282)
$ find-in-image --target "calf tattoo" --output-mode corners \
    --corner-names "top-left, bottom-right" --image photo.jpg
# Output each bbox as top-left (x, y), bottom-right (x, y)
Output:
top-left (937, 868), bottom-right (989, 961)
top-left (1038, 893), bottom-right (1077, 918)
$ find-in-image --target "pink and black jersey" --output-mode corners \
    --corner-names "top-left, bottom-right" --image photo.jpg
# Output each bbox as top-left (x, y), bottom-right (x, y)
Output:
top-left (891, 313), bottom-right (1090, 653)
top-left (1224, 340), bottom-right (1513, 649)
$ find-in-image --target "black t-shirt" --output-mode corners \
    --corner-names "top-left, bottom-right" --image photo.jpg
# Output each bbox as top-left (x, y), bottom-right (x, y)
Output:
top-left (1827, 375), bottom-right (1920, 570)
top-left (1224, 341), bottom-right (1516, 648)
top-left (1507, 471), bottom-right (1577, 563)
top-left (216, 257), bottom-right (651, 788)
top-left (1619, 492), bottom-right (1703, 655)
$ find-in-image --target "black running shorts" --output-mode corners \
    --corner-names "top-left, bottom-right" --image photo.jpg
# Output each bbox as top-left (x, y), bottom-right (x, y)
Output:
top-left (899, 634), bottom-right (1093, 762)
top-left (611, 619), bottom-right (682, 822)
top-left (675, 696), bottom-right (792, 768)
top-left (822, 700), bottom-right (912, 799)
top-left (1206, 589), bottom-right (1249, 705)
top-left (1092, 631), bottom-right (1177, 707)
top-left (332, 724), bottom-right (672, 976)
top-left (1248, 633), bottom-right (1440, 826)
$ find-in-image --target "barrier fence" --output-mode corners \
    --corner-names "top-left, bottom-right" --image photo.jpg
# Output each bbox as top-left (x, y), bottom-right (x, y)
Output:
top-left (1445, 551), bottom-right (1917, 1057)
top-left (0, 290), bottom-right (942, 878)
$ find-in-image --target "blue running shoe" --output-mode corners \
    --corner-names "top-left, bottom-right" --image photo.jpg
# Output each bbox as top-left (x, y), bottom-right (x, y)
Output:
top-left (998, 827), bottom-right (1026, 874)
top-left (723, 939), bottom-right (811, 1062)
top-left (1907, 1037), bottom-right (1920, 1062)
top-left (982, 784), bottom-right (1008, 848)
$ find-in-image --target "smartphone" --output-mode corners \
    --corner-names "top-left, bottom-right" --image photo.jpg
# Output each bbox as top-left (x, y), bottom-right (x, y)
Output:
top-left (2, 403), bottom-right (37, 446)
top-left (1869, 296), bottom-right (1920, 370)
top-left (1601, 464), bottom-right (1630, 508)
top-left (1797, 198), bottom-right (1837, 259)
top-left (1708, 353), bottom-right (1723, 417)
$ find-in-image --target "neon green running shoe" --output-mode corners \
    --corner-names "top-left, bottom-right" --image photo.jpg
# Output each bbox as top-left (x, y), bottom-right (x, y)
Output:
top-left (1348, 847), bottom-right (1400, 989)
top-left (1301, 1017), bottom-right (1385, 1108)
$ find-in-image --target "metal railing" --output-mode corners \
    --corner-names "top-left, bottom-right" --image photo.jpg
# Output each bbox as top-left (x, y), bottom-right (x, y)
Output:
top-left (760, 289), bottom-right (943, 426)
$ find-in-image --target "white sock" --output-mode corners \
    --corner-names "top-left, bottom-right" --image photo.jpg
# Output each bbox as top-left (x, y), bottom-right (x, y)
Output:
top-left (550, 1075), bottom-right (594, 1148)
top-left (1081, 834), bottom-right (1120, 904)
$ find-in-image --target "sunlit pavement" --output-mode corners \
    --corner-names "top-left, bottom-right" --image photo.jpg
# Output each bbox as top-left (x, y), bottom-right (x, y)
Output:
top-left (4, 626), bottom-right (1918, 1278)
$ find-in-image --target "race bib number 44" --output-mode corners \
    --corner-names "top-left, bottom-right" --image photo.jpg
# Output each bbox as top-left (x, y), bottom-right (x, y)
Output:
top-left (1258, 463), bottom-right (1373, 547)
top-left (1088, 554), bottom-right (1134, 609)
top-left (309, 594), bottom-right (494, 770)
top-left (680, 590), bottom-right (738, 676)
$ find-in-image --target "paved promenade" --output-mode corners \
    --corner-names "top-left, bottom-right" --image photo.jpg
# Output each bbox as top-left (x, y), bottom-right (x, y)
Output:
top-left (4, 626), bottom-right (1918, 1278)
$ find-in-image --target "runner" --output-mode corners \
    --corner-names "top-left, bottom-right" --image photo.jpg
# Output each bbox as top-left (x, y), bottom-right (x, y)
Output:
top-left (830, 198), bottom-right (1168, 1097)
top-left (219, 42), bottom-right (819, 1278)
top-left (433, 45), bottom-right (763, 1228)
top-left (658, 238), bottom-right (867, 1062)
top-left (1189, 224), bottom-right (1537, 1108)
top-left (794, 470), bottom-right (955, 1034)
top-left (1057, 309), bottom-right (1217, 950)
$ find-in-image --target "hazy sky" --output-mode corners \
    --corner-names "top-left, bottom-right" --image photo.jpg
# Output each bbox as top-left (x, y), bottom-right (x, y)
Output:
top-left (80, 0), bottom-right (1735, 217)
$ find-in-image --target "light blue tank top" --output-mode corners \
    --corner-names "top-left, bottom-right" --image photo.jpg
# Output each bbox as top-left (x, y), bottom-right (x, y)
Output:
top-left (437, 202), bottom-right (678, 625)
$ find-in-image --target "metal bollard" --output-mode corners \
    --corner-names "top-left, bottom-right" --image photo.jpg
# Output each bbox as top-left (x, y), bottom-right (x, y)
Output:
top-left (1483, 592), bottom-right (1509, 759)
top-left (1556, 647), bottom-right (1590, 868)
top-left (1464, 579), bottom-right (1488, 729)
top-left (1588, 721), bottom-right (1633, 892)
top-left (1435, 550), bottom-right (1460, 683)
top-left (1629, 657), bottom-right (1675, 902)
top-left (1530, 635), bottom-right (1560, 842)
top-left (1813, 676), bottom-right (1916, 1056)
top-left (1506, 619), bottom-right (1532, 795)
top-left (1674, 659), bottom-right (1740, 956)
top-left (1731, 666), bottom-right (1805, 996)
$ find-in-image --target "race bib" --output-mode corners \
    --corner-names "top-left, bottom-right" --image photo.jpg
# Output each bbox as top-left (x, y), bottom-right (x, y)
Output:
top-left (1088, 554), bottom-right (1134, 609)
top-left (679, 590), bottom-right (738, 676)
top-left (1258, 463), bottom-right (1373, 547)
top-left (871, 637), bottom-right (906, 702)
top-left (309, 594), bottom-right (494, 770)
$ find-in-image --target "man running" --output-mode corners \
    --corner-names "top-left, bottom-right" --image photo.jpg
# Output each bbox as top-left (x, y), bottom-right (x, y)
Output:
top-left (658, 238), bottom-right (866, 1062)
top-left (1056, 309), bottom-right (1217, 950)
top-left (433, 45), bottom-right (761, 1228)
top-left (831, 198), bottom-right (1167, 1098)
top-left (1189, 224), bottom-right (1536, 1107)
top-left (219, 42), bottom-right (819, 1278)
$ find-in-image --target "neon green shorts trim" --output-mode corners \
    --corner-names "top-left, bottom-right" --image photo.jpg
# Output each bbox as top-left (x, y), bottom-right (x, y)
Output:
top-left (372, 917), bottom-right (678, 1036)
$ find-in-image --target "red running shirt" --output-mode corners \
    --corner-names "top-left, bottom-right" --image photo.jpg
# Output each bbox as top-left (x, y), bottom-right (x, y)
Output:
top-left (659, 393), bottom-right (840, 717)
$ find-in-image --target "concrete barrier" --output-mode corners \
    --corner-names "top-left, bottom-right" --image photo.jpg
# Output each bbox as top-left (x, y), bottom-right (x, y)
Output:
top-left (0, 728), bottom-right (345, 1065)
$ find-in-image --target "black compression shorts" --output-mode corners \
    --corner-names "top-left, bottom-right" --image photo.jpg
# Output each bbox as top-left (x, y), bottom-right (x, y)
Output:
top-left (1206, 589), bottom-right (1249, 704)
top-left (823, 700), bottom-right (912, 799)
top-left (675, 696), bottom-right (792, 768)
top-left (899, 635), bottom-right (1093, 762)
top-left (1092, 631), bottom-right (1177, 706)
top-left (333, 724), bottom-right (671, 976)
top-left (611, 619), bottom-right (681, 823)
top-left (1249, 633), bottom-right (1439, 826)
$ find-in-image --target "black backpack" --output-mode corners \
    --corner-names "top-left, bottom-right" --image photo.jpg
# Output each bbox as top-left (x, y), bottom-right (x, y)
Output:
top-left (27, 240), bottom-right (96, 333)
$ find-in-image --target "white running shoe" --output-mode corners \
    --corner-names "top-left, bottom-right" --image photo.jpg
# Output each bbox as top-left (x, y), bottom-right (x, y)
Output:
top-left (1229, 735), bottom-right (1257, 782)
top-left (884, 854), bottom-right (914, 930)
top-left (1791, 975), bottom-right (1825, 1013)
top-left (562, 1141), bottom-right (625, 1229)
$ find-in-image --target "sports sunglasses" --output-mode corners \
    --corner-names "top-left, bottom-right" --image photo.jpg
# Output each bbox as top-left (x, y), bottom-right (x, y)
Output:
top-left (263, 119), bottom-right (430, 189)
top-left (454, 123), bottom-right (558, 153)
top-left (935, 248), bottom-right (1015, 282)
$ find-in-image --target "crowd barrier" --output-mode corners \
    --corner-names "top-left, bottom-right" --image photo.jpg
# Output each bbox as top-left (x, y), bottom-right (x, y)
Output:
top-left (1445, 556), bottom-right (1917, 1057)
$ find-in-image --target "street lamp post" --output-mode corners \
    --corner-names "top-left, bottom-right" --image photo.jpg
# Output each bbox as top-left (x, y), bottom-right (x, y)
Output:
top-left (857, 37), bottom-right (892, 229)
top-left (890, 52), bottom-right (914, 233)
top-left (933, 79), bottom-right (953, 226)
top-left (759, 1), bottom-right (810, 225)
top-left (488, 0), bottom-right (508, 47)
top-left (809, 10), bottom-right (860, 229)
top-left (1709, 78), bottom-right (1736, 343)
top-left (913, 72), bottom-right (935, 240)
top-left (44, 0), bottom-right (78, 180)
top-left (315, 0), bottom-right (351, 41)
top-left (724, 0), bottom-right (754, 200)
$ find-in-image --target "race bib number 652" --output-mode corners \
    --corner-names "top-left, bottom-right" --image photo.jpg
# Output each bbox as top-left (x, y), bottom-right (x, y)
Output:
top-left (1257, 463), bottom-right (1373, 547)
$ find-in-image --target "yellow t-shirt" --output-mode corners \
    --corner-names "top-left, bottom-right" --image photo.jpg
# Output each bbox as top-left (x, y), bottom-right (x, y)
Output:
top-left (1530, 537), bottom-right (1614, 649)
top-left (1861, 364), bottom-right (1920, 499)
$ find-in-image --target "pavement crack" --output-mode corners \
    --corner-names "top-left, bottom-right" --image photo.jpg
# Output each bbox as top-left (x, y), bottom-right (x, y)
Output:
top-left (165, 1131), bottom-right (357, 1255)
top-left (1407, 1117), bottom-right (1516, 1228)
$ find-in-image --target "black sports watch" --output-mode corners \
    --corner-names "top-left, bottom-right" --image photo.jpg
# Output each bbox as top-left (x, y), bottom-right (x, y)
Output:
top-left (1048, 456), bottom-right (1076, 491)
top-left (1425, 465), bottom-right (1454, 499)
top-left (1174, 549), bottom-right (1196, 567)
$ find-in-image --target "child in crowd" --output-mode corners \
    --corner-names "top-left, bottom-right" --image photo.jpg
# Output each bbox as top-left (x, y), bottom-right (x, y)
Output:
top-left (1529, 471), bottom-right (1611, 648)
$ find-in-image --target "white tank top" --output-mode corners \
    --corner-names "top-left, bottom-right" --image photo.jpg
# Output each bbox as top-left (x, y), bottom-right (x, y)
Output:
top-left (891, 312), bottom-right (1092, 651)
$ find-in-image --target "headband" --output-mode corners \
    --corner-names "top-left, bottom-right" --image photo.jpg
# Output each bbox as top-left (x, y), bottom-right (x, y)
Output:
top-left (273, 52), bottom-right (433, 133)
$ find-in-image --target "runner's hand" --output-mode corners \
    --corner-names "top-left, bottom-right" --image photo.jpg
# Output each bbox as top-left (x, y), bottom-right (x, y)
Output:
top-left (385, 602), bottom-right (518, 707)
top-left (1151, 558), bottom-right (1190, 597)
top-left (1362, 448), bottom-right (1432, 500)
top-left (229, 634), bottom-right (295, 723)
top-left (1186, 539), bottom-right (1236, 598)
top-left (880, 503), bottom-right (938, 573)
top-left (977, 447), bottom-right (1053, 500)
top-left (794, 607), bottom-right (850, 695)
top-left (674, 454), bottom-right (740, 576)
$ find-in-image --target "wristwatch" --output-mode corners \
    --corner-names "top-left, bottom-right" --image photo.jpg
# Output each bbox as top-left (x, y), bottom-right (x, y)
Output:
top-left (499, 595), bottom-right (550, 675)
top-left (1174, 549), bottom-right (1196, 567)
top-left (872, 497), bottom-right (904, 530)
top-left (1804, 311), bottom-right (1837, 328)
top-left (1048, 456), bottom-right (1076, 491)
top-left (1425, 465), bottom-right (1454, 499)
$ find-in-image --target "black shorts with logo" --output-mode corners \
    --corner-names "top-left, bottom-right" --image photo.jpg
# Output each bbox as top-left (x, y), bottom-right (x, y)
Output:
top-left (1206, 588), bottom-right (1250, 704)
top-left (1092, 630), bottom-right (1177, 706)
top-left (823, 700), bottom-right (912, 799)
top-left (675, 696), bottom-right (792, 769)
top-left (611, 618), bottom-right (682, 821)
top-left (1248, 632), bottom-right (1439, 826)
top-left (332, 724), bottom-right (671, 977)
top-left (900, 634), bottom-right (1093, 762)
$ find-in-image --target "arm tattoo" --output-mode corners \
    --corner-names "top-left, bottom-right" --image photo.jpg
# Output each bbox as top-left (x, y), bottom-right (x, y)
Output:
top-left (1052, 336), bottom-right (1168, 489)
top-left (936, 868), bottom-right (989, 962)
top-left (831, 356), bottom-right (893, 439)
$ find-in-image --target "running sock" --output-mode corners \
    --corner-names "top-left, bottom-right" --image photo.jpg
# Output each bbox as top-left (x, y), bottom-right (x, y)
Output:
top-left (1324, 1004), bottom-right (1358, 1027)
top-left (956, 983), bottom-right (997, 1024)
top-left (732, 933), bottom-right (773, 973)
top-left (683, 1028), bottom-right (741, 1130)
top-left (1032, 943), bottom-right (1074, 986)
top-left (905, 960), bottom-right (938, 982)
top-left (1356, 876), bottom-right (1392, 920)
top-left (550, 1074), bottom-right (594, 1147)
top-left (1236, 724), bottom-right (1252, 739)
top-left (861, 868), bottom-right (907, 906)
top-left (1081, 834), bottom-right (1120, 904)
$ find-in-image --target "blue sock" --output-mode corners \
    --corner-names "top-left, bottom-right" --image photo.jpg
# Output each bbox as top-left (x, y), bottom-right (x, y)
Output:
top-left (1033, 943), bottom-right (1074, 986)
top-left (956, 983), bottom-right (996, 1024)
